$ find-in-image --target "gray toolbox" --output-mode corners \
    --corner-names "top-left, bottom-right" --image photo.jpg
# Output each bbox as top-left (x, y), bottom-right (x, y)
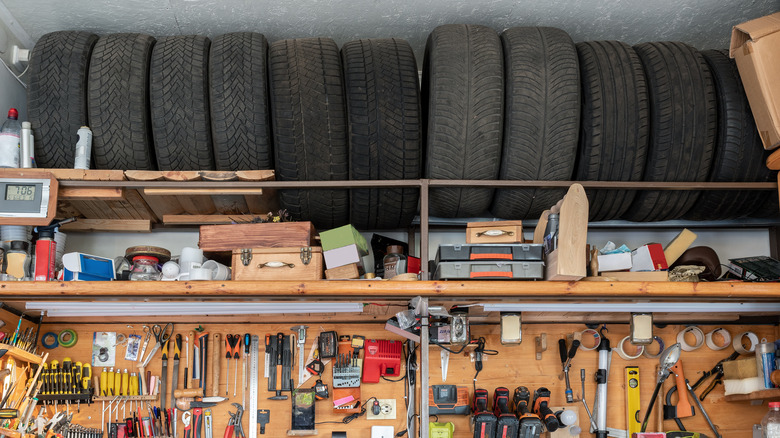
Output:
top-left (433, 260), bottom-right (544, 280)
top-left (435, 243), bottom-right (544, 264)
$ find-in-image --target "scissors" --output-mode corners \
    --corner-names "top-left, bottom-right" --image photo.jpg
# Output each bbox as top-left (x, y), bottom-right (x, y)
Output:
top-left (141, 323), bottom-right (174, 367)
top-left (137, 326), bottom-right (152, 363)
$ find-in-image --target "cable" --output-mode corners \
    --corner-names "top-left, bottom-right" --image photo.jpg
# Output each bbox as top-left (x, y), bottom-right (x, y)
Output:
top-left (316, 397), bottom-right (378, 424)
top-left (0, 56), bottom-right (27, 89)
top-left (472, 337), bottom-right (498, 394)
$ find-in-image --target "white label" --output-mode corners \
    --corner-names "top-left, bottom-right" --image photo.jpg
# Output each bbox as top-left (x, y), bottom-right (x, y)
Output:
top-left (0, 134), bottom-right (20, 167)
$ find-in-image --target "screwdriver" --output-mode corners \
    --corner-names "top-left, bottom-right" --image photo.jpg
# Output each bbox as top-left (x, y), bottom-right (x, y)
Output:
top-left (225, 335), bottom-right (239, 396)
top-left (82, 364), bottom-right (92, 395)
top-left (242, 333), bottom-right (250, 408)
top-left (108, 367), bottom-right (116, 395)
top-left (114, 368), bottom-right (122, 398)
top-left (231, 335), bottom-right (240, 396)
top-left (74, 361), bottom-right (82, 412)
top-left (122, 369), bottom-right (129, 396)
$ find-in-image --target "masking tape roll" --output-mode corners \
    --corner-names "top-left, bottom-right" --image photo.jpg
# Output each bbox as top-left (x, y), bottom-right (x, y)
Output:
top-left (705, 328), bottom-right (731, 351)
top-left (676, 326), bottom-right (704, 352)
top-left (616, 335), bottom-right (645, 360)
top-left (733, 331), bottom-right (759, 354)
top-left (643, 336), bottom-right (665, 359)
top-left (41, 331), bottom-right (59, 349)
top-left (577, 329), bottom-right (601, 351)
top-left (58, 329), bottom-right (78, 348)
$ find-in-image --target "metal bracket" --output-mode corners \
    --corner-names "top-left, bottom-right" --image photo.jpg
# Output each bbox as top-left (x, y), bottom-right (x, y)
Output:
top-left (240, 249), bottom-right (252, 266)
top-left (300, 247), bottom-right (312, 265)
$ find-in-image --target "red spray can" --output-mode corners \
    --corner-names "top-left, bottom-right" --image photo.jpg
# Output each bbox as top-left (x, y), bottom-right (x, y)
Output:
top-left (34, 217), bottom-right (76, 281)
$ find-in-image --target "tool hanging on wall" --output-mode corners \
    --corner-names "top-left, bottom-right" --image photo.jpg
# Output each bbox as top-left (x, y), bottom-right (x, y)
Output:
top-left (161, 336), bottom-right (170, 413)
top-left (186, 331), bottom-right (193, 390)
top-left (267, 333), bottom-right (291, 400)
top-left (172, 334), bottom-right (182, 410)
top-left (248, 335), bottom-right (260, 438)
top-left (558, 338), bottom-right (580, 403)
top-left (591, 326), bottom-right (611, 438)
top-left (212, 334), bottom-right (221, 398)
top-left (197, 330), bottom-right (209, 390)
top-left (640, 343), bottom-right (682, 433)
top-left (242, 333), bottom-right (250, 408)
top-left (663, 359), bottom-right (723, 438)
top-left (625, 366), bottom-right (641, 436)
top-left (290, 326), bottom-right (308, 387)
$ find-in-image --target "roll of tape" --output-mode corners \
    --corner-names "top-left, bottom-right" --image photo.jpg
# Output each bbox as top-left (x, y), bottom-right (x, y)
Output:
top-left (733, 331), bottom-right (759, 354)
top-left (577, 329), bottom-right (601, 351)
top-left (58, 329), bottom-right (78, 348)
top-left (643, 336), bottom-right (665, 359)
top-left (41, 332), bottom-right (59, 349)
top-left (677, 326), bottom-right (704, 352)
top-left (616, 335), bottom-right (645, 360)
top-left (705, 328), bottom-right (731, 351)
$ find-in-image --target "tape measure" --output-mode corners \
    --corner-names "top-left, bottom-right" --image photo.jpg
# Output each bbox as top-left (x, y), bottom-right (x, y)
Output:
top-left (249, 335), bottom-right (259, 438)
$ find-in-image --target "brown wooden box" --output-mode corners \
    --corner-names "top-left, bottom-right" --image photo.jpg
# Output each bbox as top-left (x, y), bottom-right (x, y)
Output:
top-left (325, 263), bottom-right (362, 280)
top-left (466, 221), bottom-right (524, 243)
top-left (231, 246), bottom-right (323, 280)
top-left (200, 221), bottom-right (316, 252)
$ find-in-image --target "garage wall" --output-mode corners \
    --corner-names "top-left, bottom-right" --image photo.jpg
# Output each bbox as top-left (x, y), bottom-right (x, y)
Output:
top-left (2, 0), bottom-right (777, 68)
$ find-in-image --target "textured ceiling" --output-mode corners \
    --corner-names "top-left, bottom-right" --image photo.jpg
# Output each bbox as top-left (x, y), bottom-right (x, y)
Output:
top-left (2, 0), bottom-right (777, 65)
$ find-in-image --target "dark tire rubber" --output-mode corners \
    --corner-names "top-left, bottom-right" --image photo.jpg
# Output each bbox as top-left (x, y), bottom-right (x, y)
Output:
top-left (624, 42), bottom-right (717, 222)
top-left (269, 38), bottom-right (349, 229)
top-left (88, 33), bottom-right (156, 170)
top-left (423, 24), bottom-right (504, 218)
top-left (342, 38), bottom-right (422, 229)
top-left (684, 49), bottom-right (772, 220)
top-left (490, 27), bottom-right (580, 220)
top-left (27, 31), bottom-right (98, 168)
top-left (574, 41), bottom-right (649, 221)
top-left (150, 35), bottom-right (215, 170)
top-left (209, 32), bottom-right (272, 171)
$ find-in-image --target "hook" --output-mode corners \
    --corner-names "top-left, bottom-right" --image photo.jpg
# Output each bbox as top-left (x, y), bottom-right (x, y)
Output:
top-left (599, 324), bottom-right (608, 337)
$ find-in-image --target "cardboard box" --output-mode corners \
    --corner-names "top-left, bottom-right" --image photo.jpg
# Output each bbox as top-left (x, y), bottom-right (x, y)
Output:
top-left (323, 243), bottom-right (366, 270)
top-left (466, 221), bottom-right (523, 243)
top-left (599, 271), bottom-right (668, 282)
top-left (199, 221), bottom-right (316, 252)
top-left (231, 246), bottom-right (322, 280)
top-left (630, 244), bottom-right (668, 271)
top-left (319, 224), bottom-right (369, 254)
top-left (731, 12), bottom-right (780, 150)
top-left (597, 252), bottom-right (632, 272)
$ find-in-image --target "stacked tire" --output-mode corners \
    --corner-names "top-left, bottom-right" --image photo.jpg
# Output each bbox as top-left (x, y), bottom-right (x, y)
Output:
top-left (26, 27), bottom-right (776, 225)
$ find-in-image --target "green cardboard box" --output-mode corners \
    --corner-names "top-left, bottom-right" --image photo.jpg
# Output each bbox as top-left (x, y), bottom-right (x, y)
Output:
top-left (319, 224), bottom-right (369, 255)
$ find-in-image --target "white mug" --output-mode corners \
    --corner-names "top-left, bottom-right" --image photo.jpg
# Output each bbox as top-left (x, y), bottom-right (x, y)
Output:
top-left (188, 267), bottom-right (212, 281)
top-left (202, 260), bottom-right (231, 281)
top-left (179, 247), bottom-right (204, 274)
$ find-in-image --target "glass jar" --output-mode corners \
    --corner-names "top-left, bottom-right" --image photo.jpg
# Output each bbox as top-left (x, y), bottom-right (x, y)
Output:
top-left (129, 256), bottom-right (162, 281)
top-left (5, 240), bottom-right (30, 280)
top-left (764, 402), bottom-right (780, 438)
top-left (383, 245), bottom-right (407, 279)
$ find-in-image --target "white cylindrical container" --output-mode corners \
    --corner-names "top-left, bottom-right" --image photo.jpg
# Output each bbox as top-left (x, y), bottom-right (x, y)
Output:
top-left (74, 126), bottom-right (92, 169)
top-left (20, 122), bottom-right (32, 168)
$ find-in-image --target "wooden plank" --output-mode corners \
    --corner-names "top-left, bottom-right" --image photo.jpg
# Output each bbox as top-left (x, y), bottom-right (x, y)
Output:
top-left (200, 171), bottom-right (238, 182)
top-left (122, 188), bottom-right (158, 221)
top-left (67, 200), bottom-right (114, 219)
top-left (59, 187), bottom-right (123, 200)
top-left (163, 171), bottom-right (202, 181)
top-left (210, 195), bottom-right (250, 215)
top-left (235, 170), bottom-right (275, 181)
top-left (724, 388), bottom-right (780, 402)
top-left (144, 188), bottom-right (263, 196)
top-left (199, 221), bottom-right (316, 250)
top-left (546, 184), bottom-right (588, 281)
top-left (244, 189), bottom-right (280, 215)
top-left (768, 148), bottom-right (780, 170)
top-left (0, 168), bottom-right (124, 181)
top-left (3, 280), bottom-right (780, 300)
top-left (59, 219), bottom-right (152, 232)
top-left (175, 195), bottom-right (217, 215)
top-left (164, 215), bottom-right (256, 225)
top-left (124, 170), bottom-right (166, 181)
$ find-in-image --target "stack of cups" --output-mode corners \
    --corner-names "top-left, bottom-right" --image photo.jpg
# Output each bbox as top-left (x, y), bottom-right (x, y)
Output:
top-left (1, 225), bottom-right (32, 250)
top-left (178, 247), bottom-right (204, 281)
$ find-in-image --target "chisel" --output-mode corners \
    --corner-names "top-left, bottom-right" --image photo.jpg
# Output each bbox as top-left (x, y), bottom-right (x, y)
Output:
top-left (172, 334), bottom-right (182, 408)
top-left (197, 331), bottom-right (210, 389)
top-left (161, 336), bottom-right (170, 412)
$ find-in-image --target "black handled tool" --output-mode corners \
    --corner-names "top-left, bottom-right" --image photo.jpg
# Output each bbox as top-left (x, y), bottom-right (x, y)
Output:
top-left (558, 339), bottom-right (580, 403)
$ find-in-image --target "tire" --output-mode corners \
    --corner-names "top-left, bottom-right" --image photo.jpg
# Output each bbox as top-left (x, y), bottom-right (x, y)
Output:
top-left (27, 31), bottom-right (98, 169)
top-left (423, 24), bottom-right (504, 218)
top-left (624, 42), bottom-right (717, 222)
top-left (88, 33), bottom-right (156, 170)
top-left (342, 38), bottom-right (422, 229)
top-left (269, 38), bottom-right (349, 229)
top-left (490, 27), bottom-right (580, 220)
top-left (684, 49), bottom-right (772, 220)
top-left (150, 35), bottom-right (215, 170)
top-left (209, 32), bottom-right (272, 171)
top-left (574, 41), bottom-right (649, 221)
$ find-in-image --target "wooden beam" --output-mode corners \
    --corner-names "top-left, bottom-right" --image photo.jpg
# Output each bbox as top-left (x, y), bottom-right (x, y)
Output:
top-left (59, 187), bottom-right (124, 200)
top-left (235, 170), bottom-right (275, 181)
top-left (0, 168), bottom-right (125, 181)
top-left (59, 219), bottom-right (151, 232)
top-left (144, 188), bottom-right (264, 196)
top-left (163, 214), bottom-right (257, 225)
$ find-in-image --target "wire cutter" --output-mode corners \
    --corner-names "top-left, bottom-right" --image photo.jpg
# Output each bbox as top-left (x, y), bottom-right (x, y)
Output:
top-left (690, 351), bottom-right (739, 401)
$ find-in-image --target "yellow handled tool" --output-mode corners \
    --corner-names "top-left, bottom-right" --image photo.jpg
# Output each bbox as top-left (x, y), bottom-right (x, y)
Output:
top-left (121, 369), bottom-right (128, 396)
top-left (100, 367), bottom-right (108, 396)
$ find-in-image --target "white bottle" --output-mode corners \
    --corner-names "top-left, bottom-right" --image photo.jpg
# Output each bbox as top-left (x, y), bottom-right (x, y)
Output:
top-left (0, 108), bottom-right (21, 168)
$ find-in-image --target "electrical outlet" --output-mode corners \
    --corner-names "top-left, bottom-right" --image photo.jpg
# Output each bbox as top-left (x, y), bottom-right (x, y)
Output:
top-left (366, 399), bottom-right (396, 420)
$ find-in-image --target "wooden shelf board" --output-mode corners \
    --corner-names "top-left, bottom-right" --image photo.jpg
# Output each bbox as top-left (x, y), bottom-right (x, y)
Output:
top-left (724, 388), bottom-right (780, 402)
top-left (0, 280), bottom-right (778, 301)
top-left (0, 343), bottom-right (44, 364)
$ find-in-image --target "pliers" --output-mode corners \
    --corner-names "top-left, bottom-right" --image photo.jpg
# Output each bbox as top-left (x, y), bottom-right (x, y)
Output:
top-left (224, 403), bottom-right (245, 438)
top-left (183, 411), bottom-right (192, 438)
top-left (690, 351), bottom-right (739, 401)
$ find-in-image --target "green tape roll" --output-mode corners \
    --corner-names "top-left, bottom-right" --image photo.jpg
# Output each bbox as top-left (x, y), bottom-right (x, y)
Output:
top-left (58, 329), bottom-right (78, 348)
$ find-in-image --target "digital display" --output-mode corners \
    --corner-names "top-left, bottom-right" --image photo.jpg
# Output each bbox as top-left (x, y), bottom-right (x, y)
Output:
top-left (6, 184), bottom-right (36, 201)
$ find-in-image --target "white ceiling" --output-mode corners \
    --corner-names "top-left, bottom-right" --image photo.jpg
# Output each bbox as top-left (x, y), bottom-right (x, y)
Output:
top-left (2, 0), bottom-right (777, 65)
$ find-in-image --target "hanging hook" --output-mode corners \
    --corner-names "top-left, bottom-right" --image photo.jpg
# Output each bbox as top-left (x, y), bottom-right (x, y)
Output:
top-left (599, 324), bottom-right (608, 337)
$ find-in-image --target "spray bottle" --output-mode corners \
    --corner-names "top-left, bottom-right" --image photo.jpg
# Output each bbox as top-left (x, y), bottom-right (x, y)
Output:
top-left (33, 217), bottom-right (76, 281)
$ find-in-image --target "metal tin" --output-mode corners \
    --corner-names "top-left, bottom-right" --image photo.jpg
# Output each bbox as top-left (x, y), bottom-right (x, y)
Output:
top-left (757, 341), bottom-right (776, 389)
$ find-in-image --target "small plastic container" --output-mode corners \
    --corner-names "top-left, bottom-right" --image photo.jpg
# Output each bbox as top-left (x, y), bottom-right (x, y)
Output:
top-left (383, 245), bottom-right (407, 279)
top-left (129, 256), bottom-right (162, 281)
top-left (763, 402), bottom-right (780, 438)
